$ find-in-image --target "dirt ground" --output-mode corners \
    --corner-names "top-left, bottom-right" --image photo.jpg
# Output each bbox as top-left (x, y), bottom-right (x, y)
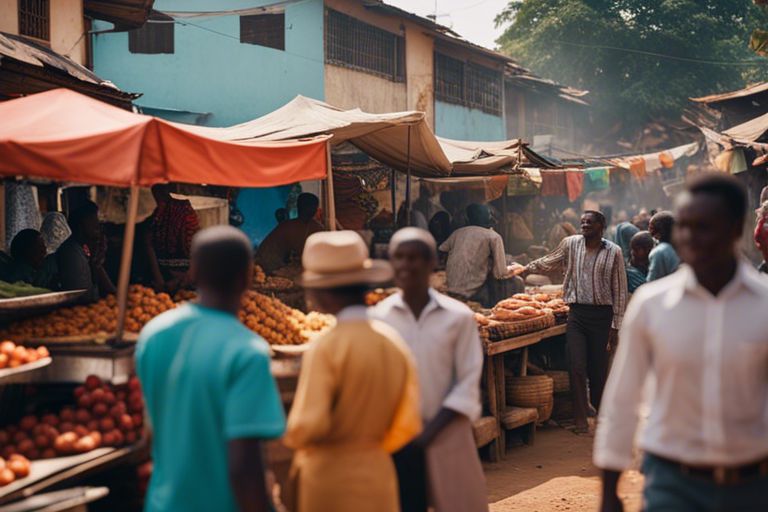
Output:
top-left (484, 426), bottom-right (643, 512)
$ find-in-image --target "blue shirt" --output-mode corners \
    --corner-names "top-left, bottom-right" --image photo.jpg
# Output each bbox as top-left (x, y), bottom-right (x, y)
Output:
top-left (626, 265), bottom-right (648, 294)
top-left (647, 242), bottom-right (680, 282)
top-left (136, 303), bottom-right (285, 512)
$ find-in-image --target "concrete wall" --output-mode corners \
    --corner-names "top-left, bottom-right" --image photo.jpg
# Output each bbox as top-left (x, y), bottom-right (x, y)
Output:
top-left (92, 0), bottom-right (325, 127)
top-left (435, 100), bottom-right (505, 141)
top-left (323, 0), bottom-right (434, 125)
top-left (1, 0), bottom-right (86, 65)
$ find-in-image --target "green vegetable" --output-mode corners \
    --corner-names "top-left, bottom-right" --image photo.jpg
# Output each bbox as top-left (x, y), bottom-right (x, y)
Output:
top-left (0, 280), bottom-right (51, 298)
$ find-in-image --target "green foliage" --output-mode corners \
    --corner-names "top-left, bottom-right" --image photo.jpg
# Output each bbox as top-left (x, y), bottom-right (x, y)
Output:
top-left (496, 0), bottom-right (768, 130)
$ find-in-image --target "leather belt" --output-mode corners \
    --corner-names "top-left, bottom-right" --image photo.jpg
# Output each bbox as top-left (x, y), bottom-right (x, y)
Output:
top-left (654, 454), bottom-right (768, 486)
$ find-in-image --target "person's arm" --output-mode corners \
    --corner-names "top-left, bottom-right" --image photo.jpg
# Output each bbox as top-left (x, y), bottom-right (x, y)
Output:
top-left (94, 264), bottom-right (117, 296)
top-left (438, 232), bottom-right (455, 254)
top-left (594, 294), bottom-right (652, 511)
top-left (284, 339), bottom-right (335, 449)
top-left (526, 237), bottom-right (569, 274)
top-left (416, 312), bottom-right (483, 447)
top-left (228, 438), bottom-right (275, 512)
top-left (610, 250), bottom-right (628, 331)
top-left (224, 344), bottom-right (286, 512)
top-left (491, 234), bottom-right (509, 279)
top-left (646, 247), bottom-right (663, 282)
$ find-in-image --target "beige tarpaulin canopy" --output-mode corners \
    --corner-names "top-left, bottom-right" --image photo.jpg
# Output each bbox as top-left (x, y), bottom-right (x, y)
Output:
top-left (722, 111), bottom-right (768, 143)
top-left (182, 96), bottom-right (557, 177)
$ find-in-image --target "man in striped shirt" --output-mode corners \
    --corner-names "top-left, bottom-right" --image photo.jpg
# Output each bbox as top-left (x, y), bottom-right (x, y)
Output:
top-left (524, 211), bottom-right (628, 433)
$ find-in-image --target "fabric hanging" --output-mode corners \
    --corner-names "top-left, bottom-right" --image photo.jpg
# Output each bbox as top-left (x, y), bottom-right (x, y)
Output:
top-left (540, 170), bottom-right (567, 197)
top-left (730, 148), bottom-right (748, 174)
top-left (628, 157), bottom-right (647, 180)
top-left (5, 181), bottom-right (41, 251)
top-left (583, 167), bottom-right (610, 193)
top-left (644, 153), bottom-right (662, 173)
top-left (565, 171), bottom-right (585, 202)
top-left (659, 152), bottom-right (674, 168)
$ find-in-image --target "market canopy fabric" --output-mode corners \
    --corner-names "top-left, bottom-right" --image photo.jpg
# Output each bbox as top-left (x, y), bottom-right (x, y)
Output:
top-left (721, 112), bottom-right (768, 143)
top-left (183, 95), bottom-right (557, 177)
top-left (0, 89), bottom-right (329, 188)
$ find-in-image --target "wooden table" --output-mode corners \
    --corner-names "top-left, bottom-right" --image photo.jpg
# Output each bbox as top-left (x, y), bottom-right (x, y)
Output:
top-left (483, 324), bottom-right (567, 460)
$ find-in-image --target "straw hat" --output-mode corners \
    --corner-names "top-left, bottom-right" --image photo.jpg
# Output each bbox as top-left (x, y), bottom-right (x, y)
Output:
top-left (299, 231), bottom-right (393, 289)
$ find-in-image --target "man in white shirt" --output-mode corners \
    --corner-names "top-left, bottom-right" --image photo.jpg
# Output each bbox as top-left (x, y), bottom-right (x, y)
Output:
top-left (595, 173), bottom-right (768, 512)
top-left (373, 227), bottom-right (487, 512)
top-left (439, 203), bottom-right (522, 307)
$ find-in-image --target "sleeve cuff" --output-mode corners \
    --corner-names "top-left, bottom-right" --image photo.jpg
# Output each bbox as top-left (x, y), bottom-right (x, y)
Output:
top-left (592, 447), bottom-right (634, 472)
top-left (226, 421), bottom-right (286, 441)
top-left (443, 395), bottom-right (482, 422)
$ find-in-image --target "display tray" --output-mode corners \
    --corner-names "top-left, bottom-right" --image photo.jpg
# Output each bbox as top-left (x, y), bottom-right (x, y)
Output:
top-left (271, 343), bottom-right (312, 356)
top-left (15, 332), bottom-right (139, 346)
top-left (0, 291), bottom-right (87, 312)
top-left (1, 486), bottom-right (109, 512)
top-left (483, 313), bottom-right (556, 341)
top-left (0, 357), bottom-right (52, 383)
top-left (0, 443), bottom-right (144, 505)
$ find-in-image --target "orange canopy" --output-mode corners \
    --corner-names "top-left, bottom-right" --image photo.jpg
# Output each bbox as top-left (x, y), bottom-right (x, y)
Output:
top-left (0, 88), bottom-right (329, 188)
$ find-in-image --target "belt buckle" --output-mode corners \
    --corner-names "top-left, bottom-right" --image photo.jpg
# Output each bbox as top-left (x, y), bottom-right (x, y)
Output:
top-left (714, 467), bottom-right (728, 486)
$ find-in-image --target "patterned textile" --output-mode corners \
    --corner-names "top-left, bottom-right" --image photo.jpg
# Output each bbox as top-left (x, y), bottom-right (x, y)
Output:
top-left (540, 170), bottom-right (567, 197)
top-left (5, 182), bottom-right (41, 252)
top-left (438, 226), bottom-right (508, 299)
top-left (152, 198), bottom-right (200, 260)
top-left (40, 212), bottom-right (71, 255)
top-left (528, 235), bottom-right (628, 329)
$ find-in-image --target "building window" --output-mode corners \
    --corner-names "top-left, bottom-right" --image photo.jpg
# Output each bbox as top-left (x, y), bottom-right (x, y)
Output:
top-left (18, 0), bottom-right (50, 41)
top-left (325, 9), bottom-right (405, 82)
top-left (129, 16), bottom-right (174, 54)
top-left (240, 13), bottom-right (285, 50)
top-left (435, 52), bottom-right (502, 115)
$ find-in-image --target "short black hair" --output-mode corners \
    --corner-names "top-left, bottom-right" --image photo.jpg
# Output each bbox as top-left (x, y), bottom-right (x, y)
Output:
top-left (583, 210), bottom-right (606, 227)
top-left (192, 226), bottom-right (253, 296)
top-left (630, 231), bottom-right (655, 250)
top-left (687, 173), bottom-right (747, 226)
top-left (10, 229), bottom-right (41, 261)
top-left (650, 211), bottom-right (675, 240)
top-left (297, 193), bottom-right (320, 218)
top-left (67, 200), bottom-right (98, 231)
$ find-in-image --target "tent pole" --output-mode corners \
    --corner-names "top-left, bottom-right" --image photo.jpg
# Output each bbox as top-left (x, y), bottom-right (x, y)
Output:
top-left (326, 142), bottom-right (336, 231)
top-left (115, 185), bottom-right (140, 342)
top-left (391, 169), bottom-right (397, 227)
top-left (405, 126), bottom-right (412, 226)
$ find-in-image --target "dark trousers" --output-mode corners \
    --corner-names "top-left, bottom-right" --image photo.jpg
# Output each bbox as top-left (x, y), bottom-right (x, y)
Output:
top-left (566, 304), bottom-right (613, 428)
top-left (393, 444), bottom-right (428, 512)
top-left (642, 454), bottom-right (768, 511)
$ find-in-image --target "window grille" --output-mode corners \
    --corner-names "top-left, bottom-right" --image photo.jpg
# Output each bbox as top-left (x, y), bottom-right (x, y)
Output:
top-left (128, 19), bottom-right (174, 54)
top-left (240, 13), bottom-right (285, 50)
top-left (435, 52), bottom-right (502, 115)
top-left (18, 0), bottom-right (49, 41)
top-left (325, 9), bottom-right (405, 82)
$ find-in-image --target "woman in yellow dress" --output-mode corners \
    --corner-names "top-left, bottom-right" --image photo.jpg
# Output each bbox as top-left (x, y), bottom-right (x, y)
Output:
top-left (285, 231), bottom-right (421, 512)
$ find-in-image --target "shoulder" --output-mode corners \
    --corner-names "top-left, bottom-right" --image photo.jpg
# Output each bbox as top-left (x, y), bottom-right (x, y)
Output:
top-left (433, 291), bottom-right (475, 319)
top-left (631, 270), bottom-right (684, 304)
top-left (139, 304), bottom-right (194, 342)
top-left (602, 239), bottom-right (621, 252)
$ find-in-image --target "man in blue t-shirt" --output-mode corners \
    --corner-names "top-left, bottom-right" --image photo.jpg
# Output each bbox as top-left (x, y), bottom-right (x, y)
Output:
top-left (137, 226), bottom-right (285, 512)
top-left (648, 211), bottom-right (680, 282)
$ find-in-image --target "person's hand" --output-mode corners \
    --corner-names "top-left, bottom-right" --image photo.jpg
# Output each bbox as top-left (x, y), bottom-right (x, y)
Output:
top-left (607, 328), bottom-right (619, 353)
top-left (507, 263), bottom-right (526, 277)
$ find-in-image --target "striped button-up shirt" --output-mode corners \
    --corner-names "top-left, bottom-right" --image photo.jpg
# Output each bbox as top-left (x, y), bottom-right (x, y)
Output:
top-left (528, 235), bottom-right (628, 329)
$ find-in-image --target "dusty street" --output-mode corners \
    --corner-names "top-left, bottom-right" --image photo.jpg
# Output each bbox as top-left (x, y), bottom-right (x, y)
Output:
top-left (485, 426), bottom-right (643, 512)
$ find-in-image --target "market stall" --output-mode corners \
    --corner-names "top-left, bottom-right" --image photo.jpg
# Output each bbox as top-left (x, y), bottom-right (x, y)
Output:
top-left (0, 88), bottom-right (332, 504)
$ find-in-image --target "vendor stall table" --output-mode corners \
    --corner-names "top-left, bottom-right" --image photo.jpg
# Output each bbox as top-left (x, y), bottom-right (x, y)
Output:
top-left (482, 324), bottom-right (567, 460)
top-left (0, 357), bottom-right (52, 384)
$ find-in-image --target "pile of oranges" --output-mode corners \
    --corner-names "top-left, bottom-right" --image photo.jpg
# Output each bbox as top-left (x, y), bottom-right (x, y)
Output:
top-left (0, 341), bottom-right (49, 370)
top-left (253, 264), bottom-right (267, 285)
top-left (1, 285), bottom-right (175, 339)
top-left (239, 291), bottom-right (334, 346)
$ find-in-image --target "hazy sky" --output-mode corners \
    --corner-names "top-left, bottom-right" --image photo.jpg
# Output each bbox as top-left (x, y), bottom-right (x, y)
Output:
top-left (386, 0), bottom-right (510, 50)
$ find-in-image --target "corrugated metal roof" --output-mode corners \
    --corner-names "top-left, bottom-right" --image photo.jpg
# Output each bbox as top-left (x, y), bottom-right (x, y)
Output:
top-left (84, 0), bottom-right (155, 30)
top-left (690, 82), bottom-right (768, 104)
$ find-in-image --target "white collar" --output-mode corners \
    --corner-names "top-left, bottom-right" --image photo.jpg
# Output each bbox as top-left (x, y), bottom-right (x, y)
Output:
top-left (669, 260), bottom-right (763, 305)
top-left (390, 288), bottom-right (446, 317)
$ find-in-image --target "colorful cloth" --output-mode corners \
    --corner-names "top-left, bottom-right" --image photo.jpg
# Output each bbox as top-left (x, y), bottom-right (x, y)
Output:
top-left (136, 303), bottom-right (285, 512)
top-left (527, 236), bottom-right (628, 329)
top-left (614, 222), bottom-right (640, 262)
top-left (540, 170), bottom-right (567, 197)
top-left (565, 171), bottom-right (585, 202)
top-left (628, 157), bottom-right (647, 180)
top-left (151, 198), bottom-right (200, 261)
top-left (584, 167), bottom-right (610, 193)
top-left (755, 215), bottom-right (768, 261)
top-left (647, 242), bottom-right (680, 282)
top-left (284, 306), bottom-right (421, 512)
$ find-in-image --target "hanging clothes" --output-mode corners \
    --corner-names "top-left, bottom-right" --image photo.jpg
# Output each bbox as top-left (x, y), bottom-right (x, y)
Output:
top-left (584, 167), bottom-right (610, 193)
top-left (659, 151), bottom-right (674, 168)
top-left (628, 157), bottom-right (647, 180)
top-left (5, 181), bottom-right (41, 252)
top-left (565, 171), bottom-right (585, 202)
top-left (540, 170), bottom-right (567, 197)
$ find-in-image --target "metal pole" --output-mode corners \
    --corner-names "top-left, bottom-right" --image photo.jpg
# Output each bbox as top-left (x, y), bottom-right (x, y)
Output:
top-left (325, 141), bottom-right (337, 231)
top-left (115, 185), bottom-right (140, 342)
top-left (405, 125), bottom-right (412, 226)
top-left (391, 168), bottom-right (397, 228)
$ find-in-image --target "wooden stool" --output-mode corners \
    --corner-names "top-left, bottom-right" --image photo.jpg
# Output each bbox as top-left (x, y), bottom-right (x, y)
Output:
top-left (501, 406), bottom-right (538, 446)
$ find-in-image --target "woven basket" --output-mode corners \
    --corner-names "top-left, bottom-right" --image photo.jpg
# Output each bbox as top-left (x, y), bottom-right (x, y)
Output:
top-left (545, 370), bottom-right (570, 393)
top-left (506, 375), bottom-right (554, 420)
top-left (484, 312), bottom-right (555, 341)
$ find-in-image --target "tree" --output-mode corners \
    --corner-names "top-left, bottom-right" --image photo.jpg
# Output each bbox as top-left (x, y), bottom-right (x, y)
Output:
top-left (495, 0), bottom-right (768, 141)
